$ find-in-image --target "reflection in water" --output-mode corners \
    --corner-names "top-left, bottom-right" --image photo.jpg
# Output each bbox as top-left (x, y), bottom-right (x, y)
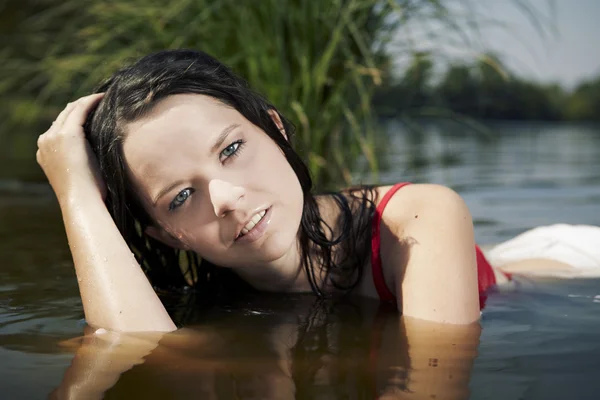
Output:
top-left (49, 296), bottom-right (481, 399)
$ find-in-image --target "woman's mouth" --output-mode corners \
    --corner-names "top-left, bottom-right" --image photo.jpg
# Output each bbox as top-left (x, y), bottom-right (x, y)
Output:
top-left (235, 207), bottom-right (272, 243)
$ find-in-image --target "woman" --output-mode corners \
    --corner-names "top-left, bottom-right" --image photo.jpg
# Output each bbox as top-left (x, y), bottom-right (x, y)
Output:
top-left (36, 49), bottom-right (600, 332)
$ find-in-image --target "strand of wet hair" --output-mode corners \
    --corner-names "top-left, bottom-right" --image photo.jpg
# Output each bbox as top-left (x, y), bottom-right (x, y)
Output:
top-left (300, 186), bottom-right (377, 296)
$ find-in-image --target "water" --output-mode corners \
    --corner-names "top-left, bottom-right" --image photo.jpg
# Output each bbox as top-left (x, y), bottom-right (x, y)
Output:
top-left (1, 122), bottom-right (600, 399)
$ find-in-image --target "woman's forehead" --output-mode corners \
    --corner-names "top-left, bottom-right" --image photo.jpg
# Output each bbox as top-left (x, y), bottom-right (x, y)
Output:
top-left (121, 95), bottom-right (243, 182)
top-left (126, 94), bottom-right (236, 132)
top-left (124, 94), bottom-right (242, 152)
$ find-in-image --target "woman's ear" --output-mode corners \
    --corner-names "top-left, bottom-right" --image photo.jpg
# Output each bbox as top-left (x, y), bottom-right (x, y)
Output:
top-left (145, 225), bottom-right (189, 250)
top-left (267, 109), bottom-right (287, 140)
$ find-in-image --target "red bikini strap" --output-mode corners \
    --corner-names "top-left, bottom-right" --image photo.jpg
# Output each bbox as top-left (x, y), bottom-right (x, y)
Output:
top-left (371, 182), bottom-right (412, 303)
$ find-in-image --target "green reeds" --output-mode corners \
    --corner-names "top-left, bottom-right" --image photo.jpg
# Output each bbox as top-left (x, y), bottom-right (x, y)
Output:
top-left (0, 0), bottom-right (552, 187)
top-left (1, 0), bottom-right (398, 188)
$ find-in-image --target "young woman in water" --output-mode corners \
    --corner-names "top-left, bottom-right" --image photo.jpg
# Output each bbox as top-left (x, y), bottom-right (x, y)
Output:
top-left (36, 49), bottom-right (600, 333)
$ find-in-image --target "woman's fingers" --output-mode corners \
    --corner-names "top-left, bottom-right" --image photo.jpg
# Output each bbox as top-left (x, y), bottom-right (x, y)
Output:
top-left (49, 92), bottom-right (104, 131)
top-left (38, 93), bottom-right (104, 147)
top-left (53, 100), bottom-right (79, 128)
top-left (69, 93), bottom-right (105, 127)
top-left (35, 93), bottom-right (108, 202)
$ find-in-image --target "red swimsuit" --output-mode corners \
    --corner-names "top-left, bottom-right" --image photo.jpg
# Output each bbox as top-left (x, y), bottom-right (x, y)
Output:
top-left (370, 183), bottom-right (497, 310)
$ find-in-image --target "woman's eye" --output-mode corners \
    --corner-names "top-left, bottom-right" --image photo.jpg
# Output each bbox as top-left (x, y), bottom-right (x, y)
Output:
top-left (220, 140), bottom-right (244, 161)
top-left (169, 188), bottom-right (194, 211)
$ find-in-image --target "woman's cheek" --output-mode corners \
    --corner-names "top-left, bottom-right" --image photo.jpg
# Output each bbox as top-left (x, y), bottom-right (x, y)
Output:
top-left (168, 201), bottom-right (202, 240)
top-left (238, 144), bottom-right (256, 168)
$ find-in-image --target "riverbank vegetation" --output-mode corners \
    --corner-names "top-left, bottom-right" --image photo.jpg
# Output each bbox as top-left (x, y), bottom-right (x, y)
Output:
top-left (374, 52), bottom-right (600, 122)
top-left (0, 0), bottom-right (573, 187)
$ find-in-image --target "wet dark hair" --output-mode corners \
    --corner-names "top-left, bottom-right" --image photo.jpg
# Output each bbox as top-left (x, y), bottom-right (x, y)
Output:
top-left (84, 49), bottom-right (377, 298)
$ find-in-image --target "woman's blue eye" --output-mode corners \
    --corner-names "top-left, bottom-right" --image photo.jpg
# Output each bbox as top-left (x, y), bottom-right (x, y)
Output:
top-left (220, 140), bottom-right (244, 161)
top-left (169, 188), bottom-right (194, 211)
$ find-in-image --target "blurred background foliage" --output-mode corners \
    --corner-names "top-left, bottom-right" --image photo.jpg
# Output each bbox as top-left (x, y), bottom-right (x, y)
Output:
top-left (1, 0), bottom-right (594, 188)
top-left (2, 0), bottom-right (397, 187)
top-left (374, 51), bottom-right (600, 121)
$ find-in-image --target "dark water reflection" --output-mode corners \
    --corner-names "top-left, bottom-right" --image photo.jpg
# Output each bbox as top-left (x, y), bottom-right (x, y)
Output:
top-left (29, 294), bottom-right (482, 400)
top-left (1, 122), bottom-right (600, 399)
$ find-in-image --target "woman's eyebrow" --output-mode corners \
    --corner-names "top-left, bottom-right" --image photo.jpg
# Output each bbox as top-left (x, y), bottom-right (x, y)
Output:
top-left (210, 123), bottom-right (240, 153)
top-left (153, 180), bottom-right (185, 207)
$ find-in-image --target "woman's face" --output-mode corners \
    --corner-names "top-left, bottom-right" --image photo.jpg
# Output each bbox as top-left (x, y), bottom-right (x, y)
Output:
top-left (122, 94), bottom-right (304, 269)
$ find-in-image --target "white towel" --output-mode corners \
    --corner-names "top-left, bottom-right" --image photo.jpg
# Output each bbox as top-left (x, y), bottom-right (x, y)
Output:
top-left (485, 224), bottom-right (600, 270)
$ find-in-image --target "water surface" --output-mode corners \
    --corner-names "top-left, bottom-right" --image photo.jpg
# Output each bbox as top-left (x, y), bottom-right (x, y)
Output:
top-left (1, 122), bottom-right (600, 399)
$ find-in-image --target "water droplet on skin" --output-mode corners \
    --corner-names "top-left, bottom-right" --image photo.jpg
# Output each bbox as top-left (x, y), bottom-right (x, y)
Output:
top-left (103, 257), bottom-right (108, 262)
top-left (77, 278), bottom-right (83, 283)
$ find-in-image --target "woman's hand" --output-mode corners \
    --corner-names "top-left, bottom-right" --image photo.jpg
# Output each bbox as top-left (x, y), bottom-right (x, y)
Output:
top-left (36, 94), bottom-right (106, 203)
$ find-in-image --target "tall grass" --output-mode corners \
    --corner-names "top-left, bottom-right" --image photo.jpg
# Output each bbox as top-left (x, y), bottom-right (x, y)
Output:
top-left (1, 0), bottom-right (397, 187)
top-left (0, 0), bottom-right (551, 187)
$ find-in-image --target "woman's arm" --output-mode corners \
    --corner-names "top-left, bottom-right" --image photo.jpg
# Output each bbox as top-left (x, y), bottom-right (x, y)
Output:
top-left (37, 95), bottom-right (176, 332)
top-left (381, 184), bottom-right (480, 324)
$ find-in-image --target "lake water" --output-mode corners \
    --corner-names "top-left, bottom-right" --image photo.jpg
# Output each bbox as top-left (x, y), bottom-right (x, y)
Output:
top-left (1, 122), bottom-right (600, 399)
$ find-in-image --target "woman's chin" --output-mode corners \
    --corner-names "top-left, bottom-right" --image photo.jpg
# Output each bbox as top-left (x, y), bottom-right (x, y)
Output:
top-left (229, 229), bottom-right (299, 269)
top-left (253, 229), bottom-right (299, 263)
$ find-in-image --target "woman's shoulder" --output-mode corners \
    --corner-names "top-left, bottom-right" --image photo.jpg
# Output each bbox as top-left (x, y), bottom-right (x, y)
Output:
top-left (333, 182), bottom-right (470, 237)
top-left (370, 183), bottom-right (468, 231)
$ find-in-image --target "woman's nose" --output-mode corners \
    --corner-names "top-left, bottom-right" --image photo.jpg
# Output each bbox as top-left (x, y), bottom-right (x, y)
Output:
top-left (208, 179), bottom-right (245, 217)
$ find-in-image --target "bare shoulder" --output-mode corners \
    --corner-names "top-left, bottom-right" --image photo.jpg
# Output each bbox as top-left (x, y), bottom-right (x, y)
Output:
top-left (373, 183), bottom-right (467, 227)
top-left (374, 183), bottom-right (480, 324)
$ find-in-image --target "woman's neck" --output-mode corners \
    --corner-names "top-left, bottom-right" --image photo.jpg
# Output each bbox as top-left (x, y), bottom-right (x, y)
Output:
top-left (231, 240), bottom-right (309, 293)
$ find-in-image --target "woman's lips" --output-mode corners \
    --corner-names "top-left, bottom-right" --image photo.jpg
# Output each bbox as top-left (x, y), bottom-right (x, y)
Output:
top-left (235, 207), bottom-right (272, 244)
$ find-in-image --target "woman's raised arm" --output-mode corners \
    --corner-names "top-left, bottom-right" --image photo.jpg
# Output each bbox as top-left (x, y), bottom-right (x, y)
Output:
top-left (36, 94), bottom-right (176, 332)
